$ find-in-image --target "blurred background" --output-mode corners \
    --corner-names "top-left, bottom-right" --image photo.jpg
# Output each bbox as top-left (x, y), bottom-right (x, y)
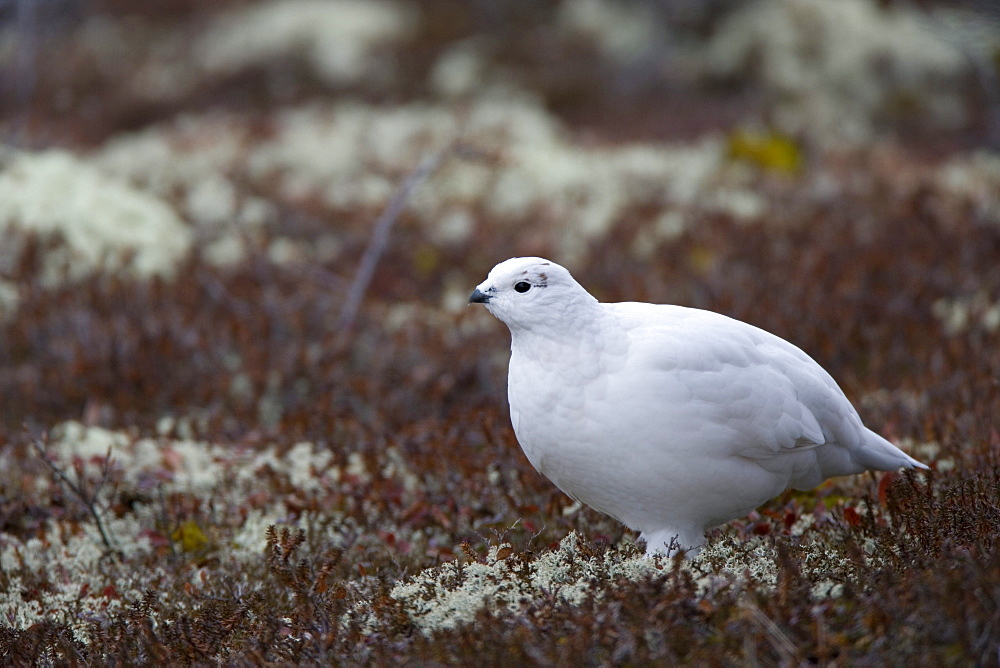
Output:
top-left (1, 0), bottom-right (999, 436)
top-left (1, 3), bottom-right (1000, 660)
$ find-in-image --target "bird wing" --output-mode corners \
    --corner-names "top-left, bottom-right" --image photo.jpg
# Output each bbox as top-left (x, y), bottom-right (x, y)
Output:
top-left (605, 303), bottom-right (857, 461)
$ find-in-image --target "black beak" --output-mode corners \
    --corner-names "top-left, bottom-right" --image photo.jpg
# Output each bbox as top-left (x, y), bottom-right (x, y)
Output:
top-left (469, 288), bottom-right (491, 304)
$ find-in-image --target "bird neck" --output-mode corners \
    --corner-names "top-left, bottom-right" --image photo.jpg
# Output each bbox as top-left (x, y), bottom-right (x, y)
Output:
top-left (509, 298), bottom-right (605, 364)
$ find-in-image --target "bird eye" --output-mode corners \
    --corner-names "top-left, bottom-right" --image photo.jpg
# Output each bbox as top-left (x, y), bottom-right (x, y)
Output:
top-left (514, 281), bottom-right (531, 293)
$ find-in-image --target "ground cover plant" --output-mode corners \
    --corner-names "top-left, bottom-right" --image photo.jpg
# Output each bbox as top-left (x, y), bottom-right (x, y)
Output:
top-left (1, 0), bottom-right (999, 664)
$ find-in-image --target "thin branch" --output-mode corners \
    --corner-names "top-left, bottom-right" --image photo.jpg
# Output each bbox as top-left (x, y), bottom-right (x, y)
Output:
top-left (746, 603), bottom-right (798, 663)
top-left (32, 437), bottom-right (118, 555)
top-left (336, 150), bottom-right (447, 332)
top-left (198, 270), bottom-right (252, 316)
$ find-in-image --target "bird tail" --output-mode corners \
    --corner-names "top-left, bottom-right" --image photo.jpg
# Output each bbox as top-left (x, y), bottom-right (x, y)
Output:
top-left (855, 428), bottom-right (930, 472)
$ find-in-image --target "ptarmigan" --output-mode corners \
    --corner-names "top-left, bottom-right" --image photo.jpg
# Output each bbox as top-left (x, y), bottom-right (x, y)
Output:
top-left (469, 257), bottom-right (928, 556)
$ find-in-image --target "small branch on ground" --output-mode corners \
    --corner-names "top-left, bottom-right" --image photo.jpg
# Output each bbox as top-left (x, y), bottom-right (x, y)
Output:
top-left (31, 434), bottom-right (120, 556)
top-left (336, 149), bottom-right (448, 335)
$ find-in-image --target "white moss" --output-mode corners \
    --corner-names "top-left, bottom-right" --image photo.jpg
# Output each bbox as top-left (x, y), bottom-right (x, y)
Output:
top-left (631, 210), bottom-right (688, 259)
top-left (0, 150), bottom-right (192, 283)
top-left (938, 152), bottom-right (1000, 224)
top-left (0, 278), bottom-right (19, 315)
top-left (387, 533), bottom-right (658, 634)
top-left (229, 507), bottom-right (294, 559)
top-left (0, 417), bottom-right (422, 640)
top-left (50, 421), bottom-right (132, 461)
top-left (381, 447), bottom-right (421, 494)
top-left (704, 0), bottom-right (971, 142)
top-left (185, 174), bottom-right (238, 227)
top-left (267, 237), bottom-right (309, 265)
top-left (859, 388), bottom-right (929, 420)
top-left (157, 438), bottom-right (230, 490)
top-left (486, 464), bottom-right (502, 486)
top-left (682, 516), bottom-right (890, 602)
top-left (0, 513), bottom-right (157, 643)
top-left (248, 101), bottom-right (451, 208)
top-left (811, 580), bottom-right (844, 599)
top-left (70, 91), bottom-right (769, 271)
top-left (374, 531), bottom-right (755, 641)
top-left (345, 451), bottom-right (369, 480)
top-left (249, 94), bottom-right (734, 260)
top-left (286, 442), bottom-right (334, 492)
top-left (92, 115), bottom-right (275, 258)
top-left (429, 40), bottom-right (490, 98)
top-left (0, 417), bottom-right (449, 643)
top-left (428, 208), bottom-right (476, 245)
top-left (248, 95), bottom-right (738, 262)
top-left (892, 438), bottom-right (951, 472)
top-left (195, 0), bottom-right (417, 87)
top-left (24, 422), bottom-right (358, 499)
top-left (705, 187), bottom-right (766, 221)
top-left (932, 291), bottom-right (1000, 336)
top-left (42, 422), bottom-right (226, 492)
top-left (557, 0), bottom-right (659, 64)
top-left (690, 534), bottom-right (780, 589)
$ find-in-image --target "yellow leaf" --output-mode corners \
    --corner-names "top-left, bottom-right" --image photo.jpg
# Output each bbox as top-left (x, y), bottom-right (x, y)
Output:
top-left (727, 129), bottom-right (803, 174)
top-left (413, 245), bottom-right (440, 276)
top-left (688, 246), bottom-right (717, 276)
top-left (172, 520), bottom-right (209, 553)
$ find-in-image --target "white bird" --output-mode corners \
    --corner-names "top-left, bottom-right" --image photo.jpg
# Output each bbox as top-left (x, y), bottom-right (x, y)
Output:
top-left (469, 257), bottom-right (928, 556)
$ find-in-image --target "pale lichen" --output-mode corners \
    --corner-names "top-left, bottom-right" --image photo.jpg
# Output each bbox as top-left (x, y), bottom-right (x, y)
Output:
top-left (932, 292), bottom-right (1000, 336)
top-left (938, 152), bottom-right (1000, 225)
top-left (704, 0), bottom-right (974, 143)
top-left (247, 96), bottom-right (750, 262)
top-left (0, 150), bottom-right (192, 284)
top-left (556, 0), bottom-right (660, 64)
top-left (387, 532), bottom-right (658, 634)
top-left (0, 513), bottom-right (158, 643)
top-left (194, 0), bottom-right (417, 87)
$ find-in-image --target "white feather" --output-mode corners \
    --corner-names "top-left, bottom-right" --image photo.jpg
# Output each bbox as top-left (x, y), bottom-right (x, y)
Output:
top-left (471, 257), bottom-right (928, 556)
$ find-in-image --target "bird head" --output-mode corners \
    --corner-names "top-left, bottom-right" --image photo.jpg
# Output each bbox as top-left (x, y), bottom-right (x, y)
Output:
top-left (469, 257), bottom-right (597, 332)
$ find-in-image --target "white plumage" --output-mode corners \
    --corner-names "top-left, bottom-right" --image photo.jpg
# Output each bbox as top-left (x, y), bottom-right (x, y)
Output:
top-left (469, 256), bottom-right (927, 556)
